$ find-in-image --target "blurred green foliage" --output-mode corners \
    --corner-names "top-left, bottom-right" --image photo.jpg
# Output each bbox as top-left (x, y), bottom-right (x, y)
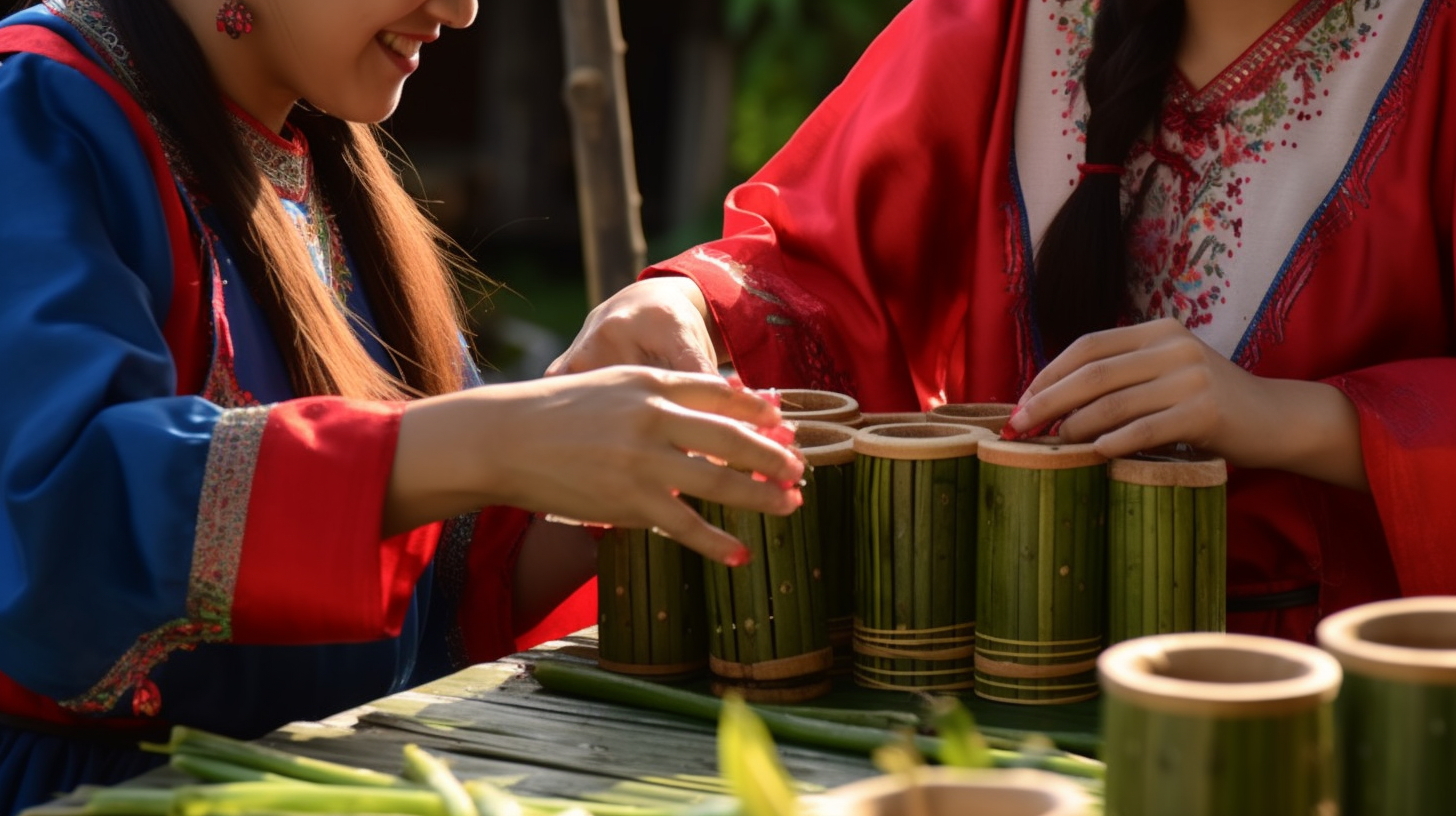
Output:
top-left (723, 0), bottom-right (910, 179)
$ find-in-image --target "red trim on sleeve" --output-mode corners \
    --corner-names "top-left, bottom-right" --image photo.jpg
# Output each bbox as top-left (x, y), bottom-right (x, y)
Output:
top-left (0, 25), bottom-right (206, 394)
top-left (456, 506), bottom-right (531, 663)
top-left (230, 398), bottom-right (435, 643)
top-left (0, 670), bottom-right (162, 732)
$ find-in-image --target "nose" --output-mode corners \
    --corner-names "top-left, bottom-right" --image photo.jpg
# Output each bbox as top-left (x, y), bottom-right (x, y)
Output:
top-left (425, 0), bottom-right (478, 29)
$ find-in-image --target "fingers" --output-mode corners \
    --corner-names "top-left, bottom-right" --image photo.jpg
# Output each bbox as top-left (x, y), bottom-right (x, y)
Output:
top-left (635, 495), bottom-right (752, 566)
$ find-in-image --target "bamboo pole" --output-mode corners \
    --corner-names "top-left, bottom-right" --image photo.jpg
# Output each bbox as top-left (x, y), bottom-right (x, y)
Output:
top-left (596, 525), bottom-right (707, 680)
top-left (975, 439), bottom-right (1107, 705)
top-left (1106, 453), bottom-right (1227, 645)
top-left (851, 423), bottom-right (991, 692)
top-left (1317, 597), bottom-right (1456, 816)
top-left (1099, 633), bottom-right (1341, 816)
top-left (559, 0), bottom-right (647, 306)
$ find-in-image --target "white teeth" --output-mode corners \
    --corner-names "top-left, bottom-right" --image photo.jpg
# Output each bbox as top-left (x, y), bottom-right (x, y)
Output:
top-left (379, 32), bottom-right (422, 59)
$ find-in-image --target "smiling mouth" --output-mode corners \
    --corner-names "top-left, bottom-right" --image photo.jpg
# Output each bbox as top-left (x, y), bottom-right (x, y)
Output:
top-left (378, 32), bottom-right (423, 60)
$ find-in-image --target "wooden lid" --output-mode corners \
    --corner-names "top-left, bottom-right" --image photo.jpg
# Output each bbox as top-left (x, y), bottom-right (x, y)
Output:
top-left (812, 768), bottom-right (1094, 816)
top-left (794, 421), bottom-right (857, 467)
top-left (858, 411), bottom-right (928, 427)
top-left (1109, 449), bottom-right (1228, 487)
top-left (1098, 633), bottom-right (1341, 718)
top-left (977, 438), bottom-right (1107, 471)
top-left (852, 422), bottom-right (993, 461)
top-left (928, 403), bottom-right (1016, 433)
top-left (777, 389), bottom-right (862, 425)
top-left (1317, 597), bottom-right (1456, 685)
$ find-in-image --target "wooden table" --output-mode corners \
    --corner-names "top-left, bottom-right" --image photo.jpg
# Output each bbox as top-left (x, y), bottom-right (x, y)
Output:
top-left (43, 628), bottom-right (1102, 809)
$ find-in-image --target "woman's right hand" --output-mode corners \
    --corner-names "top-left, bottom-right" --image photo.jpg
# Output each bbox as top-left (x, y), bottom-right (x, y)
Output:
top-left (547, 276), bottom-right (724, 376)
top-left (385, 366), bottom-right (802, 564)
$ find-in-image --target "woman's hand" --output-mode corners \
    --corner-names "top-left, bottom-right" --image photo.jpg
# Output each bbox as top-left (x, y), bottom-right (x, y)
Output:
top-left (547, 277), bottom-right (724, 375)
top-left (386, 366), bottom-right (803, 564)
top-left (1009, 319), bottom-right (1367, 490)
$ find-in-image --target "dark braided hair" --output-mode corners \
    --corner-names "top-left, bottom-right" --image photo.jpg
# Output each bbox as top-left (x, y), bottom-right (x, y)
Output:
top-left (1031, 0), bottom-right (1185, 355)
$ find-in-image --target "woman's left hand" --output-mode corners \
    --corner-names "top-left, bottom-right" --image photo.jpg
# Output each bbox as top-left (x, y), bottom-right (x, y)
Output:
top-left (1008, 318), bottom-right (1368, 490)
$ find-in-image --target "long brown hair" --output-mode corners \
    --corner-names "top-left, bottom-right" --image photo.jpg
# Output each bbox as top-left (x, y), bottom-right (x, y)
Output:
top-left (1030, 0), bottom-right (1185, 355)
top-left (100, 0), bottom-right (472, 399)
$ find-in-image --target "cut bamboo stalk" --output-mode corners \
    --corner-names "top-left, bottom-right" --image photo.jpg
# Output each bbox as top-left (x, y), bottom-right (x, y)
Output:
top-left (795, 422), bottom-right (857, 676)
top-left (702, 462), bottom-right (834, 701)
top-left (597, 525), bottom-right (707, 680)
top-left (851, 423), bottom-right (991, 691)
top-left (1106, 452), bottom-right (1227, 645)
top-left (928, 402), bottom-right (1017, 435)
top-left (1317, 597), bottom-right (1456, 816)
top-left (814, 767), bottom-right (1094, 815)
top-left (777, 390), bottom-right (863, 427)
top-left (975, 439), bottom-right (1107, 705)
top-left (1099, 632), bottom-right (1341, 816)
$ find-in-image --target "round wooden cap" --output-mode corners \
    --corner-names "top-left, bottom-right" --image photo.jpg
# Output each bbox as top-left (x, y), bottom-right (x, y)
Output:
top-left (777, 389), bottom-right (861, 425)
top-left (1317, 597), bottom-right (1456, 685)
top-left (977, 438), bottom-right (1107, 471)
top-left (813, 767), bottom-right (1094, 816)
top-left (1098, 632), bottom-right (1341, 718)
top-left (1109, 450), bottom-right (1228, 487)
top-left (928, 403), bottom-right (1016, 433)
top-left (852, 422), bottom-right (994, 461)
top-left (794, 421), bottom-right (856, 467)
top-left (858, 411), bottom-right (928, 427)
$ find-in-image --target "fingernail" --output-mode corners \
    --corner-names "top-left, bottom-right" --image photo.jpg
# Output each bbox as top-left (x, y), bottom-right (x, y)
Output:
top-left (723, 546), bottom-right (753, 568)
top-left (1008, 404), bottom-right (1030, 431)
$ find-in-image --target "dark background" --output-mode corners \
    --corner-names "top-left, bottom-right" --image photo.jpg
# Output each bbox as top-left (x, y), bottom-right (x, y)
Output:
top-left (384, 0), bottom-right (910, 379)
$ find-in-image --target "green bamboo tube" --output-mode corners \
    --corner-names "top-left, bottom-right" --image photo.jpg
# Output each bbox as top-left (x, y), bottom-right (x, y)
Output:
top-left (596, 525), bottom-right (708, 681)
top-left (851, 422), bottom-right (991, 691)
top-left (777, 389), bottom-right (863, 427)
top-left (1107, 452), bottom-right (1227, 645)
top-left (795, 421), bottom-right (858, 676)
top-left (1317, 597), bottom-right (1456, 816)
top-left (975, 439), bottom-right (1108, 704)
top-left (701, 492), bottom-right (834, 703)
top-left (1100, 632), bottom-right (1341, 816)
top-left (928, 402), bottom-right (1017, 435)
top-left (817, 767), bottom-right (1094, 815)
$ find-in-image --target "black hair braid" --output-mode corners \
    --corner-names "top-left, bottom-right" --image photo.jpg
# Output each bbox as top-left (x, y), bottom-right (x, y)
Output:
top-left (1030, 0), bottom-right (1185, 355)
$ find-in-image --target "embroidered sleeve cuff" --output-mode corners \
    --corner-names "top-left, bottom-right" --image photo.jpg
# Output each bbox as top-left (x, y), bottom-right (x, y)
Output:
top-left (212, 397), bottom-right (438, 644)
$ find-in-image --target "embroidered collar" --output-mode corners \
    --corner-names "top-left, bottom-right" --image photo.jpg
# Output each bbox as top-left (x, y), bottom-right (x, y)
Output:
top-left (1169, 0), bottom-right (1343, 111)
top-left (227, 100), bottom-right (311, 201)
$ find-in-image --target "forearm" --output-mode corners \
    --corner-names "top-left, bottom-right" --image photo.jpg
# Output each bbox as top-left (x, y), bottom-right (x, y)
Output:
top-left (1249, 379), bottom-right (1368, 492)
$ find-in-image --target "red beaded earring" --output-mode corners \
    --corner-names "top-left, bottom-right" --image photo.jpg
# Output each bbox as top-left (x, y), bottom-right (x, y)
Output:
top-left (215, 0), bottom-right (254, 39)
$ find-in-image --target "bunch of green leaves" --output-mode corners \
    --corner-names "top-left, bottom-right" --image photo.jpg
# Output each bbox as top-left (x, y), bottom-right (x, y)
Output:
top-left (722, 0), bottom-right (911, 178)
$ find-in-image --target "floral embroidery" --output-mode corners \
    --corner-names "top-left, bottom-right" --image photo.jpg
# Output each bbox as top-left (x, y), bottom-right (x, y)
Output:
top-left (60, 406), bottom-right (269, 715)
top-left (1043, 0), bottom-right (1389, 334)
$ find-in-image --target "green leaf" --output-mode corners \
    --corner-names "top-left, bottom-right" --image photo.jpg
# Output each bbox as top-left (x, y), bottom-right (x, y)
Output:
top-left (927, 697), bottom-right (993, 769)
top-left (718, 694), bottom-right (800, 816)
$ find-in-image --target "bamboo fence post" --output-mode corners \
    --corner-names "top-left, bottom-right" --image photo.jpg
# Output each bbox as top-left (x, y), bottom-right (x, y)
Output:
top-left (597, 525), bottom-right (707, 680)
top-left (928, 403), bottom-right (1018, 435)
top-left (795, 421), bottom-right (859, 676)
top-left (777, 390), bottom-right (863, 427)
top-left (1107, 452), bottom-right (1228, 645)
top-left (559, 0), bottom-right (646, 306)
top-left (1099, 633), bottom-right (1341, 816)
top-left (975, 439), bottom-right (1108, 705)
top-left (851, 423), bottom-right (992, 692)
top-left (1317, 597), bottom-right (1456, 816)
